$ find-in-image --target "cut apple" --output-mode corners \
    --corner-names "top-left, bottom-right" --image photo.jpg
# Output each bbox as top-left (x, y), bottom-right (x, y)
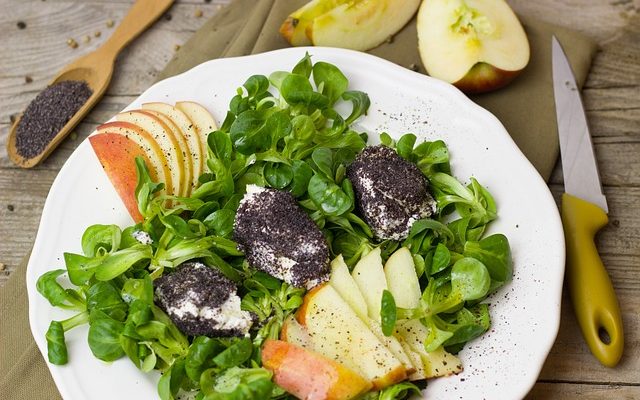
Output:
top-left (280, 315), bottom-right (312, 349)
top-left (142, 102), bottom-right (203, 192)
top-left (116, 110), bottom-right (186, 197)
top-left (329, 255), bottom-right (415, 373)
top-left (351, 248), bottom-right (387, 321)
top-left (396, 319), bottom-right (463, 378)
top-left (280, 0), bottom-right (351, 46)
top-left (89, 133), bottom-right (154, 222)
top-left (397, 337), bottom-right (429, 381)
top-left (307, 0), bottom-right (421, 51)
top-left (140, 108), bottom-right (194, 196)
top-left (296, 284), bottom-right (407, 389)
top-left (96, 121), bottom-right (173, 197)
top-left (329, 255), bottom-right (369, 318)
top-left (417, 0), bottom-right (530, 94)
top-left (262, 339), bottom-right (372, 400)
top-left (175, 101), bottom-right (217, 165)
top-left (384, 247), bottom-right (422, 309)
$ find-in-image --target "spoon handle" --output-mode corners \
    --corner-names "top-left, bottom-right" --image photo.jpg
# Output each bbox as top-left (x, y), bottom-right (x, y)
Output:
top-left (100, 0), bottom-right (174, 59)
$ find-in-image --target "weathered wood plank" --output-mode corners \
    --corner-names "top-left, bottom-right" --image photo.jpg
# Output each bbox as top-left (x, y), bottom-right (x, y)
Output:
top-left (527, 382), bottom-right (640, 399)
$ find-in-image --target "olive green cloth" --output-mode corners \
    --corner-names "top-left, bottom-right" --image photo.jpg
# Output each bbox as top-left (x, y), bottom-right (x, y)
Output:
top-left (1, 1), bottom-right (597, 399)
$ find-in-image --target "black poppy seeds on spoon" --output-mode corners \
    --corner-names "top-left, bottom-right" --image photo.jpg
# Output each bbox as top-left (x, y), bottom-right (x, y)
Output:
top-left (15, 80), bottom-right (92, 159)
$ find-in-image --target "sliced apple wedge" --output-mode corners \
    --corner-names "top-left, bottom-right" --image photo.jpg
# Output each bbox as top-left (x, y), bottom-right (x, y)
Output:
top-left (89, 133), bottom-right (154, 222)
top-left (280, 315), bottom-right (312, 349)
top-left (396, 319), bottom-right (463, 378)
top-left (351, 248), bottom-right (387, 321)
top-left (307, 0), bottom-right (421, 51)
top-left (96, 121), bottom-right (173, 197)
top-left (329, 255), bottom-right (369, 318)
top-left (142, 102), bottom-right (203, 192)
top-left (280, 0), bottom-right (351, 46)
top-left (175, 101), bottom-right (217, 165)
top-left (296, 284), bottom-right (407, 389)
top-left (329, 255), bottom-right (415, 373)
top-left (397, 337), bottom-right (429, 381)
top-left (417, 0), bottom-right (530, 94)
top-left (116, 110), bottom-right (186, 197)
top-left (140, 109), bottom-right (194, 196)
top-left (384, 247), bottom-right (422, 309)
top-left (262, 339), bottom-right (372, 400)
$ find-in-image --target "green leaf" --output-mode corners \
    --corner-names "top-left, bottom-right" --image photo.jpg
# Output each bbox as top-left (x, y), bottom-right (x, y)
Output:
top-left (36, 269), bottom-right (85, 311)
top-left (451, 258), bottom-right (491, 301)
top-left (280, 73), bottom-right (329, 108)
top-left (213, 337), bottom-right (253, 368)
top-left (243, 75), bottom-right (269, 98)
top-left (134, 157), bottom-right (164, 218)
top-left (87, 281), bottom-right (127, 321)
top-left (81, 224), bottom-right (121, 257)
top-left (292, 53), bottom-right (312, 77)
top-left (312, 61), bottom-right (348, 104)
top-left (396, 134), bottom-right (417, 161)
top-left (88, 314), bottom-right (125, 361)
top-left (121, 275), bottom-right (154, 304)
top-left (463, 234), bottom-right (512, 288)
top-left (264, 162), bottom-right (293, 189)
top-left (430, 243), bottom-right (451, 275)
top-left (264, 110), bottom-right (292, 148)
top-left (342, 90), bottom-right (370, 125)
top-left (64, 252), bottom-right (101, 286)
top-left (45, 321), bottom-right (68, 365)
top-left (288, 160), bottom-right (313, 197)
top-left (186, 336), bottom-right (224, 382)
top-left (380, 290), bottom-right (397, 337)
top-left (94, 244), bottom-right (153, 281)
top-left (311, 147), bottom-right (334, 179)
top-left (203, 209), bottom-right (236, 237)
top-left (378, 381), bottom-right (422, 400)
top-left (229, 110), bottom-right (267, 155)
top-left (307, 174), bottom-right (352, 216)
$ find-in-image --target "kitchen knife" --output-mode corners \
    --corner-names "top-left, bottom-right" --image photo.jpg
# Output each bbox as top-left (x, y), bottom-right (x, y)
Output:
top-left (552, 36), bottom-right (624, 367)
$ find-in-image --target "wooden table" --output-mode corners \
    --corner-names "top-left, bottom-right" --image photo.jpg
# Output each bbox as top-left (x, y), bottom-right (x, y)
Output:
top-left (1, 1), bottom-right (638, 398)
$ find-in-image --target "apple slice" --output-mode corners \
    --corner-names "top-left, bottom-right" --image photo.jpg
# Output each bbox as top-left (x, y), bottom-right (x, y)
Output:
top-left (384, 247), bottom-right (422, 309)
top-left (280, 0), bottom-right (351, 46)
top-left (89, 133), bottom-right (154, 222)
top-left (397, 337), bottom-right (429, 381)
top-left (116, 110), bottom-right (186, 197)
top-left (280, 315), bottom-right (312, 349)
top-left (175, 101), bottom-right (217, 165)
top-left (140, 108), bottom-right (194, 196)
top-left (396, 319), bottom-right (463, 378)
top-left (96, 121), bottom-right (173, 197)
top-left (329, 255), bottom-right (415, 373)
top-left (351, 248), bottom-right (387, 321)
top-left (262, 339), bottom-right (372, 400)
top-left (296, 284), bottom-right (406, 389)
top-left (142, 102), bottom-right (203, 192)
top-left (307, 0), bottom-right (421, 51)
top-left (417, 0), bottom-right (530, 94)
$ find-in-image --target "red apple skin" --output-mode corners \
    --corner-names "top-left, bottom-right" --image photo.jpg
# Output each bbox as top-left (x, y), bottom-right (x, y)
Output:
top-left (262, 339), bottom-right (372, 400)
top-left (453, 62), bottom-right (524, 94)
top-left (89, 133), bottom-right (149, 222)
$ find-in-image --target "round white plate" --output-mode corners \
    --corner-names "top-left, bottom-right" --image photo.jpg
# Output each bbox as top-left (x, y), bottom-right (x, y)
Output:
top-left (27, 47), bottom-right (564, 400)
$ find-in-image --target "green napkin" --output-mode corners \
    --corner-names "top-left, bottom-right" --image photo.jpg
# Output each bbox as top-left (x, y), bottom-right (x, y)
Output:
top-left (0, 1), bottom-right (597, 399)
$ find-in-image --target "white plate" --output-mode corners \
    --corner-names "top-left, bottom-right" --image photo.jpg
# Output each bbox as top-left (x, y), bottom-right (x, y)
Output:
top-left (27, 47), bottom-right (564, 400)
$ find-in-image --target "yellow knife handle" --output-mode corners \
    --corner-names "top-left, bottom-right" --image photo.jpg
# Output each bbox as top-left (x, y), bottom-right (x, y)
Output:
top-left (561, 193), bottom-right (624, 367)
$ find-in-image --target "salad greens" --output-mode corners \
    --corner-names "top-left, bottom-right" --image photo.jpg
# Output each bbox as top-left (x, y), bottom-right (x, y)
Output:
top-left (37, 53), bottom-right (511, 400)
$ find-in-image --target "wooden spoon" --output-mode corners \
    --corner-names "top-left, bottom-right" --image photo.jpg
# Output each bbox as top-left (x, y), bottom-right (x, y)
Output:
top-left (7, 0), bottom-right (174, 168)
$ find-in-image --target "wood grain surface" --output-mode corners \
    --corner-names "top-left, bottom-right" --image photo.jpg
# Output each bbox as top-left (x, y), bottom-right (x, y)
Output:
top-left (1, 0), bottom-right (638, 398)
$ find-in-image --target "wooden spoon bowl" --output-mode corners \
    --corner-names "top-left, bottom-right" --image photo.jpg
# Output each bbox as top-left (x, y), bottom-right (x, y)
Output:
top-left (7, 0), bottom-right (174, 168)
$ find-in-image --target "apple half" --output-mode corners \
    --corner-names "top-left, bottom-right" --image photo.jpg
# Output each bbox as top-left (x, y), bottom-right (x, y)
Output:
top-left (417, 0), bottom-right (530, 94)
top-left (307, 0), bottom-right (421, 51)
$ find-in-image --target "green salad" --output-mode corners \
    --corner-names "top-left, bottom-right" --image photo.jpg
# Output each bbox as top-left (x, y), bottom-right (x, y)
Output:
top-left (38, 54), bottom-right (511, 400)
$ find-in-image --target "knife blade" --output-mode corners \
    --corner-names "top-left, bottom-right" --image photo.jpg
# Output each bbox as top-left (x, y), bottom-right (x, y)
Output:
top-left (552, 36), bottom-right (624, 367)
